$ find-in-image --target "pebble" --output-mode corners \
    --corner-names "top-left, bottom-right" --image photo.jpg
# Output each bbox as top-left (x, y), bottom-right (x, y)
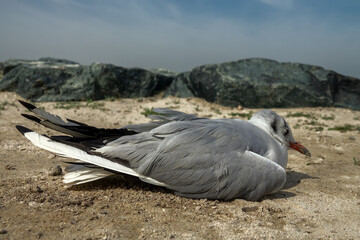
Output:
top-left (5, 164), bottom-right (16, 170)
top-left (48, 165), bottom-right (62, 176)
top-left (314, 157), bottom-right (324, 164)
top-left (349, 136), bottom-right (356, 141)
top-left (36, 186), bottom-right (43, 193)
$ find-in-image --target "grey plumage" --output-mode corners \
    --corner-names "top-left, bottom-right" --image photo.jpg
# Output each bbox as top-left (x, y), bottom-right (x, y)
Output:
top-left (16, 102), bottom-right (310, 201)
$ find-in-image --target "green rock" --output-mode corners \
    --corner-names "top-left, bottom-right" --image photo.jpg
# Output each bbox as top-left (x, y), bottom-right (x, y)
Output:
top-left (1, 57), bottom-right (359, 110)
top-left (165, 58), bottom-right (360, 110)
top-left (0, 58), bottom-right (173, 102)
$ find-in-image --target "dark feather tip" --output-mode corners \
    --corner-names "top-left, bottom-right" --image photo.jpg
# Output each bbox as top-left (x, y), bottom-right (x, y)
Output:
top-left (15, 125), bottom-right (33, 135)
top-left (18, 100), bottom-right (36, 110)
top-left (21, 114), bottom-right (42, 123)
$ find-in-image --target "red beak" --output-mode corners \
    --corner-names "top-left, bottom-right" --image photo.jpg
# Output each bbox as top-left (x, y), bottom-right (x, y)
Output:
top-left (289, 142), bottom-right (311, 157)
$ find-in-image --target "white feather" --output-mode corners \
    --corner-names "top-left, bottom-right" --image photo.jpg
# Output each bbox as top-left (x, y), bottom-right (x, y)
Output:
top-left (23, 131), bottom-right (139, 177)
top-left (63, 167), bottom-right (114, 186)
top-left (23, 131), bottom-right (167, 187)
top-left (139, 176), bottom-right (167, 186)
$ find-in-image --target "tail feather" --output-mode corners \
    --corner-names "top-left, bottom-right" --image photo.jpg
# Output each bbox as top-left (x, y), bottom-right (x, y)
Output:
top-left (18, 100), bottom-right (137, 138)
top-left (16, 101), bottom-right (168, 187)
top-left (16, 125), bottom-right (139, 178)
top-left (63, 164), bottom-right (115, 186)
top-left (21, 113), bottom-right (91, 138)
top-left (19, 100), bottom-right (79, 127)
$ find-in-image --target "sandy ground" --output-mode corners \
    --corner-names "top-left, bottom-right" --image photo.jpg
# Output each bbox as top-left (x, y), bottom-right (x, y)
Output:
top-left (0, 91), bottom-right (359, 240)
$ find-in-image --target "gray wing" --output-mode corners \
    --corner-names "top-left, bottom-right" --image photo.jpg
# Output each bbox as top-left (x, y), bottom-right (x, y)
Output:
top-left (96, 119), bottom-right (286, 201)
top-left (147, 108), bottom-right (205, 121)
top-left (125, 108), bottom-right (206, 132)
top-left (169, 151), bottom-right (285, 201)
top-left (141, 121), bottom-right (285, 201)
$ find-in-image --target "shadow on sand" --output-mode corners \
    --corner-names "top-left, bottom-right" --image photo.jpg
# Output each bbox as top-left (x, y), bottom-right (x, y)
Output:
top-left (68, 170), bottom-right (319, 201)
top-left (263, 170), bottom-right (319, 200)
top-left (68, 173), bottom-right (172, 195)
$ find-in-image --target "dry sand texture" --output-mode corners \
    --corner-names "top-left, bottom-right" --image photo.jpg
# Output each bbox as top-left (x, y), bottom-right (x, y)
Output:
top-left (0, 91), bottom-right (359, 239)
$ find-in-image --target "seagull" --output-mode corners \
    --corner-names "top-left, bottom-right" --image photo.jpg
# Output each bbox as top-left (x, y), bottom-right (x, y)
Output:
top-left (16, 100), bottom-right (310, 201)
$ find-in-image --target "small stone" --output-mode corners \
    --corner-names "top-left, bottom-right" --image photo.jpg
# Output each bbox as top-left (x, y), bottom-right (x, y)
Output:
top-left (314, 157), bottom-right (324, 164)
top-left (48, 165), bottom-right (62, 176)
top-left (349, 136), bottom-right (356, 141)
top-left (90, 215), bottom-right (99, 220)
top-left (36, 186), bottom-right (43, 193)
top-left (5, 164), bottom-right (15, 170)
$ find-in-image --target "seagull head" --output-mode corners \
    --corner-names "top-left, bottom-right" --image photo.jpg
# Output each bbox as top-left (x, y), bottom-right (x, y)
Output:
top-left (249, 110), bottom-right (311, 157)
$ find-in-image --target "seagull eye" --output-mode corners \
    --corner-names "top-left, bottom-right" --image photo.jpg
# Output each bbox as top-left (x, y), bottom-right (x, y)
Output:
top-left (284, 128), bottom-right (289, 135)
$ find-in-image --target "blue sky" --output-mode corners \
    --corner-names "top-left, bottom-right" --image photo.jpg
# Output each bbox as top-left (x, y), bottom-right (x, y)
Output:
top-left (1, 0), bottom-right (359, 77)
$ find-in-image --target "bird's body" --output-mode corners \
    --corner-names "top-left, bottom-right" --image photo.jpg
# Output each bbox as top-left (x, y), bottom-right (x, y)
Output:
top-left (16, 101), bottom-right (310, 201)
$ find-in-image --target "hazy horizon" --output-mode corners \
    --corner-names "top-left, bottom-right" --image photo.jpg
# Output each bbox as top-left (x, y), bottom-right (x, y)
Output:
top-left (1, 0), bottom-right (359, 78)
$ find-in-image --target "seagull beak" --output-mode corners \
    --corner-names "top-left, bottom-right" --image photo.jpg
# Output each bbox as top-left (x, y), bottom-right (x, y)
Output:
top-left (289, 142), bottom-right (311, 157)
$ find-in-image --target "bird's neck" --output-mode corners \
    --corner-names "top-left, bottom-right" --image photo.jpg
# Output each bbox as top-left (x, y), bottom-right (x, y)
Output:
top-left (249, 117), bottom-right (288, 168)
top-left (249, 117), bottom-right (284, 145)
top-left (249, 117), bottom-right (274, 138)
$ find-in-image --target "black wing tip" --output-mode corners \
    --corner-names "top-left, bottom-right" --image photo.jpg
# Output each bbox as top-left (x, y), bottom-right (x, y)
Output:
top-left (18, 100), bottom-right (36, 110)
top-left (15, 125), bottom-right (33, 135)
top-left (21, 113), bottom-right (42, 123)
top-left (66, 118), bottom-right (88, 126)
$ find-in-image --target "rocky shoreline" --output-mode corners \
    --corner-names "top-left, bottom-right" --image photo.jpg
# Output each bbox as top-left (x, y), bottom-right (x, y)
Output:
top-left (1, 57), bottom-right (359, 110)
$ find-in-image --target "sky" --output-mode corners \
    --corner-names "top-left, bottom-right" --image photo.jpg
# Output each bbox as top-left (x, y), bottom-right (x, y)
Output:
top-left (0, 0), bottom-right (359, 77)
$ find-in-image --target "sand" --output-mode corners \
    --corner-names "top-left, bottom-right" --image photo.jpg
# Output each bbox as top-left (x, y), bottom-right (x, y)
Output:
top-left (0, 91), bottom-right (359, 239)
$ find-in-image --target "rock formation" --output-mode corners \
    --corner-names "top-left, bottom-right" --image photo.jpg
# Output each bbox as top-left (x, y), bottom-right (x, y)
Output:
top-left (1, 57), bottom-right (359, 110)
